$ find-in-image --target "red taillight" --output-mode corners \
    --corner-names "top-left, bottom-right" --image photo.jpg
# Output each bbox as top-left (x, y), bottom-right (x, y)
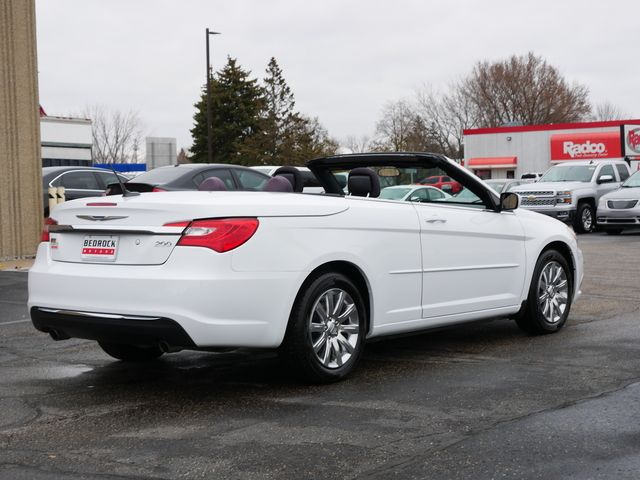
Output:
top-left (152, 187), bottom-right (167, 192)
top-left (164, 221), bottom-right (191, 228)
top-left (175, 218), bottom-right (259, 253)
top-left (42, 217), bottom-right (58, 242)
top-left (86, 202), bottom-right (117, 207)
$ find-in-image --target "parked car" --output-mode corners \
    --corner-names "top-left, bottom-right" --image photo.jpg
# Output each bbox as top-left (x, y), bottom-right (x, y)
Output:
top-left (379, 185), bottom-right (452, 202)
top-left (110, 164), bottom-right (270, 194)
top-left (30, 153), bottom-right (582, 382)
top-left (484, 179), bottom-right (532, 194)
top-left (42, 166), bottom-right (128, 216)
top-left (511, 160), bottom-right (630, 233)
top-left (447, 180), bottom-right (529, 204)
top-left (250, 165), bottom-right (324, 193)
top-left (419, 175), bottom-right (462, 194)
top-left (521, 172), bottom-right (543, 180)
top-left (596, 169), bottom-right (640, 234)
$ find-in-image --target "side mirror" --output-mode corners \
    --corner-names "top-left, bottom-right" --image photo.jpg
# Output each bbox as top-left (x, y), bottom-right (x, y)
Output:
top-left (597, 174), bottom-right (614, 184)
top-left (500, 192), bottom-right (519, 211)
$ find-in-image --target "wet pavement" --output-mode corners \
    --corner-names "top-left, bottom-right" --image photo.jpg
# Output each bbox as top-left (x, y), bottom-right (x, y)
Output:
top-left (1, 232), bottom-right (639, 479)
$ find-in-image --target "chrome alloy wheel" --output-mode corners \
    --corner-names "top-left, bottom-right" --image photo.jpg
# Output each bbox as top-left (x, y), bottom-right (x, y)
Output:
top-left (537, 260), bottom-right (569, 324)
top-left (309, 288), bottom-right (360, 369)
top-left (581, 207), bottom-right (593, 231)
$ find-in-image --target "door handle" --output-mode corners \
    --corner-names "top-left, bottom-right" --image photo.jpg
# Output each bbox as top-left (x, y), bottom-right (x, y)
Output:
top-left (425, 216), bottom-right (447, 223)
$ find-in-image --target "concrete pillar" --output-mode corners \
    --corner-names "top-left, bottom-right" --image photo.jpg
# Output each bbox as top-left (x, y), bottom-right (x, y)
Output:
top-left (0, 0), bottom-right (42, 260)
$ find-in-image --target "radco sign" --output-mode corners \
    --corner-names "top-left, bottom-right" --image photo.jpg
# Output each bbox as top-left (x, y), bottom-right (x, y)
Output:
top-left (550, 131), bottom-right (622, 161)
top-left (623, 125), bottom-right (640, 156)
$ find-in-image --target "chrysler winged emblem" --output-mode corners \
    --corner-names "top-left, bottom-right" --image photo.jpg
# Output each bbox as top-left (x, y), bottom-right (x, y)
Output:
top-left (76, 215), bottom-right (129, 221)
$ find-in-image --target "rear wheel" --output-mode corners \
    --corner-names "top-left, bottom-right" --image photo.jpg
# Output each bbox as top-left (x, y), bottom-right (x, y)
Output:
top-left (516, 249), bottom-right (572, 335)
top-left (280, 272), bottom-right (366, 383)
top-left (98, 342), bottom-right (164, 362)
top-left (574, 202), bottom-right (594, 233)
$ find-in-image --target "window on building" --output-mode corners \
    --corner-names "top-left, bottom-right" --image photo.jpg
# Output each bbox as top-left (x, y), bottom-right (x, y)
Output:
top-left (506, 170), bottom-right (515, 179)
top-left (474, 169), bottom-right (491, 180)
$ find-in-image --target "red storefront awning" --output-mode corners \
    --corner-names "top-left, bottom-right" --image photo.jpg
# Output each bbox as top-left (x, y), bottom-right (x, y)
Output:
top-left (467, 156), bottom-right (517, 168)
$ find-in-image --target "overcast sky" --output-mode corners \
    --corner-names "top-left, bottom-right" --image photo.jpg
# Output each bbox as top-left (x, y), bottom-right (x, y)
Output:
top-left (36, 0), bottom-right (639, 152)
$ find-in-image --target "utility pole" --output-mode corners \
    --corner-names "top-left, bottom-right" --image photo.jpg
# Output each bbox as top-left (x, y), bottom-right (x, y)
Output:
top-left (206, 28), bottom-right (221, 163)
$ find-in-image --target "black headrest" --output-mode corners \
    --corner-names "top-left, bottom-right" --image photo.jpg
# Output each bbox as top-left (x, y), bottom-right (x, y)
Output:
top-left (348, 168), bottom-right (380, 197)
top-left (273, 166), bottom-right (303, 193)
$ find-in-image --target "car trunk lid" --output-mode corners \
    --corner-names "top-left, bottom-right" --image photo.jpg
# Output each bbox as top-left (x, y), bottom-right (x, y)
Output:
top-left (46, 191), bottom-right (348, 265)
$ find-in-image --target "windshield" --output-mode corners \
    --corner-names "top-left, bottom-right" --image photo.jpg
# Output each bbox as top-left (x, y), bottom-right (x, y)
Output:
top-left (539, 165), bottom-right (596, 183)
top-left (251, 166), bottom-right (274, 175)
top-left (485, 180), bottom-right (506, 193)
top-left (326, 165), bottom-right (488, 208)
top-left (622, 170), bottom-right (640, 188)
top-left (379, 187), bottom-right (412, 200)
top-left (448, 188), bottom-right (481, 203)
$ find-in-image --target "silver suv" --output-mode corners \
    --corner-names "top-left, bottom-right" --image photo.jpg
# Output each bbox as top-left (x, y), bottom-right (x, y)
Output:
top-left (511, 160), bottom-right (631, 233)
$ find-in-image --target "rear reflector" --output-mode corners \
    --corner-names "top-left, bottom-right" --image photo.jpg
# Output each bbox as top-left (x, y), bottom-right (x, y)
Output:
top-left (152, 187), bottom-right (167, 192)
top-left (86, 202), bottom-right (117, 207)
top-left (175, 218), bottom-right (259, 253)
top-left (42, 217), bottom-right (58, 242)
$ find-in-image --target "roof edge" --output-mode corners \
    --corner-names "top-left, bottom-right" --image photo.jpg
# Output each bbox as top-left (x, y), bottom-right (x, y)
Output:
top-left (463, 119), bottom-right (640, 136)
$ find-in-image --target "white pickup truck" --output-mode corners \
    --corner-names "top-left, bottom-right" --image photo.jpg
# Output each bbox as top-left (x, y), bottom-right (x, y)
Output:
top-left (511, 160), bottom-right (631, 233)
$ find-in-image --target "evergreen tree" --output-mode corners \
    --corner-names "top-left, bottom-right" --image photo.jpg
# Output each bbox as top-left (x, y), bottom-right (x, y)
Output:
top-left (253, 57), bottom-right (304, 165)
top-left (292, 116), bottom-right (338, 161)
top-left (190, 57), bottom-right (264, 164)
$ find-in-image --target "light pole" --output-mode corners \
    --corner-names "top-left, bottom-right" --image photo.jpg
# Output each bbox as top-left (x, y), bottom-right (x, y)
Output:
top-left (206, 28), bottom-right (221, 163)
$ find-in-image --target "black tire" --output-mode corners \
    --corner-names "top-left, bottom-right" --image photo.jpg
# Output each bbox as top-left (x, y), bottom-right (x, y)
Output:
top-left (280, 272), bottom-right (366, 383)
top-left (515, 249), bottom-right (573, 335)
top-left (98, 342), bottom-right (164, 362)
top-left (574, 202), bottom-right (595, 234)
top-left (605, 229), bottom-right (623, 235)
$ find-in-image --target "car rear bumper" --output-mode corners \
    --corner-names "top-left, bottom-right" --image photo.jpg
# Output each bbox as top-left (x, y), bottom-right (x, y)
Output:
top-left (28, 243), bottom-right (305, 348)
top-left (31, 307), bottom-right (196, 348)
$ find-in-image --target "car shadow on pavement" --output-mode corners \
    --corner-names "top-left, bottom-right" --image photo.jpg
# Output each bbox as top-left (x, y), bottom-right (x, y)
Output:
top-left (33, 317), bottom-right (530, 400)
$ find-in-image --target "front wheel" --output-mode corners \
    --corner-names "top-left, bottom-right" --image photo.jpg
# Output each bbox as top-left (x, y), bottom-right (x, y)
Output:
top-left (98, 342), bottom-right (164, 362)
top-left (280, 272), bottom-right (366, 383)
top-left (516, 249), bottom-right (573, 335)
top-left (574, 202), bottom-right (595, 233)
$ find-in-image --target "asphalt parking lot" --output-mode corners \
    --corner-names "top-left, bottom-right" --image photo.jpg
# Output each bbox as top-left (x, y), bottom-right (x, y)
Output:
top-left (1, 232), bottom-right (640, 479)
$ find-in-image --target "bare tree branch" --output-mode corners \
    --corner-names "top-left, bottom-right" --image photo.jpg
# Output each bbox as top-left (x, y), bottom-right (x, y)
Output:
top-left (592, 102), bottom-right (628, 121)
top-left (84, 105), bottom-right (144, 163)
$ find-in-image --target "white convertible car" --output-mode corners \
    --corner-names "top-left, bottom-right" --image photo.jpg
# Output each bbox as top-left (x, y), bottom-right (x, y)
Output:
top-left (29, 153), bottom-right (583, 382)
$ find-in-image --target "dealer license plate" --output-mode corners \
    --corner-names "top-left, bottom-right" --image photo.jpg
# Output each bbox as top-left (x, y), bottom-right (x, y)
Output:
top-left (81, 235), bottom-right (119, 262)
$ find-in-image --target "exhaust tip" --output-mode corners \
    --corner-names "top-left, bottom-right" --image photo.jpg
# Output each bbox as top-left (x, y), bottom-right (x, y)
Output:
top-left (159, 341), bottom-right (181, 353)
top-left (49, 330), bottom-right (70, 341)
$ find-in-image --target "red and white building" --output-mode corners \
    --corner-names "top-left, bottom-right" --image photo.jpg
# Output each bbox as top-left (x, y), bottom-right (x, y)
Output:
top-left (462, 120), bottom-right (640, 180)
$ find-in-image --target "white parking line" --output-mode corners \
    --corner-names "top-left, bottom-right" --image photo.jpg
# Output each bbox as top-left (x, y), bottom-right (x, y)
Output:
top-left (0, 319), bottom-right (30, 326)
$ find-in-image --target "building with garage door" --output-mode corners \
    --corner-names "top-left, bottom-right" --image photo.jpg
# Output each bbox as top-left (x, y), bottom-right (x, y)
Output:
top-left (462, 119), bottom-right (640, 180)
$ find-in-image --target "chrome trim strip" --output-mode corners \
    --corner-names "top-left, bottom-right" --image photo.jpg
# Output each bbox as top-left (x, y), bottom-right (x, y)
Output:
top-left (49, 225), bottom-right (183, 235)
top-left (422, 263), bottom-right (519, 273)
top-left (389, 263), bottom-right (520, 275)
top-left (37, 308), bottom-right (160, 321)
